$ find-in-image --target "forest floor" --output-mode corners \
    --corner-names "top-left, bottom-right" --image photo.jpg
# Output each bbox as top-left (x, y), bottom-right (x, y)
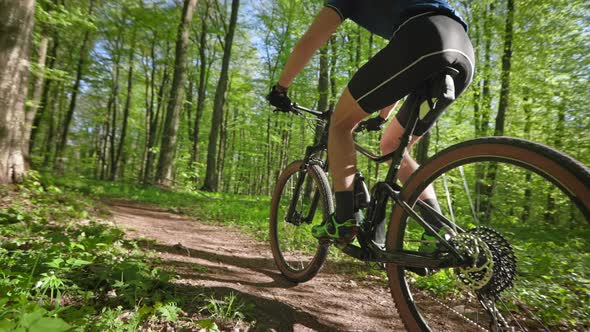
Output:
top-left (108, 200), bottom-right (405, 331)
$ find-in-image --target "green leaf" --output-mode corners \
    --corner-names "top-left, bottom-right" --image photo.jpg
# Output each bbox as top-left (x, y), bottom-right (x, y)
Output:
top-left (21, 308), bottom-right (47, 328)
top-left (0, 319), bottom-right (16, 331)
top-left (27, 317), bottom-right (70, 332)
top-left (65, 258), bottom-right (92, 267)
top-left (196, 319), bottom-right (220, 332)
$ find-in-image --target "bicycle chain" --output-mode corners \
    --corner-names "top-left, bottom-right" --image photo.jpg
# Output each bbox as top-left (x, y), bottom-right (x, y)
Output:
top-left (417, 287), bottom-right (488, 331)
top-left (410, 227), bottom-right (517, 331)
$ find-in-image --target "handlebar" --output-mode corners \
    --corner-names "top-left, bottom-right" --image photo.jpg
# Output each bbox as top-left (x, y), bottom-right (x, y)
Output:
top-left (273, 102), bottom-right (393, 162)
top-left (273, 103), bottom-right (330, 120)
top-left (273, 103), bottom-right (376, 134)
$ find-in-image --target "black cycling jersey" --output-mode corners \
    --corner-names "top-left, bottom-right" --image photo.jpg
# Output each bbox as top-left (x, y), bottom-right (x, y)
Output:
top-left (325, 0), bottom-right (467, 39)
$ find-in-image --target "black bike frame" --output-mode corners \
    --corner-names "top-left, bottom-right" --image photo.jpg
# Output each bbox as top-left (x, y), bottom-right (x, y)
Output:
top-left (284, 90), bottom-right (467, 268)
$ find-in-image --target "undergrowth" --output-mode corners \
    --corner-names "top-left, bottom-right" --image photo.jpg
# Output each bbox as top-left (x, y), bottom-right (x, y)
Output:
top-left (0, 173), bottom-right (253, 331)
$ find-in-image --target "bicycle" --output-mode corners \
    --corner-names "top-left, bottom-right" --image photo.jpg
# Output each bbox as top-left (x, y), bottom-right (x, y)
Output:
top-left (268, 66), bottom-right (590, 331)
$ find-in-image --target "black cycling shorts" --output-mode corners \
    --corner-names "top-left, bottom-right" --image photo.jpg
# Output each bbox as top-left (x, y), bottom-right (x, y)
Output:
top-left (348, 12), bottom-right (475, 136)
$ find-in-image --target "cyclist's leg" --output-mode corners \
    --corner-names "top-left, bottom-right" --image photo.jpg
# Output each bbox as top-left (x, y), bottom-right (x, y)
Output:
top-left (328, 87), bottom-right (369, 194)
top-left (380, 118), bottom-right (435, 202)
top-left (311, 87), bottom-right (368, 242)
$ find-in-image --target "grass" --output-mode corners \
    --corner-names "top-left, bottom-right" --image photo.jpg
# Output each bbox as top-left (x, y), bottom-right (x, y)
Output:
top-left (50, 176), bottom-right (273, 243)
top-left (0, 173), bottom-right (254, 331)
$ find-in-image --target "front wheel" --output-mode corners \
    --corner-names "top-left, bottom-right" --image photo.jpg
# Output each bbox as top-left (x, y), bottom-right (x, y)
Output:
top-left (387, 137), bottom-right (590, 331)
top-left (269, 160), bottom-right (333, 283)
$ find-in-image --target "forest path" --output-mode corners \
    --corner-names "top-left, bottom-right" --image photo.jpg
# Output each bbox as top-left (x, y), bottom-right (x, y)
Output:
top-left (108, 201), bottom-right (405, 331)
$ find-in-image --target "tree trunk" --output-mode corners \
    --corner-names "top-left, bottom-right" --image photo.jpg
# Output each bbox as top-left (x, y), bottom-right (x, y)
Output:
top-left (415, 131), bottom-right (431, 164)
top-left (155, 0), bottom-right (199, 186)
top-left (521, 89), bottom-right (533, 222)
top-left (202, 0), bottom-right (240, 192)
top-left (54, 0), bottom-right (95, 172)
top-left (108, 57), bottom-right (121, 180)
top-left (190, 0), bottom-right (211, 168)
top-left (42, 82), bottom-right (60, 167)
top-left (144, 56), bottom-right (170, 184)
top-left (112, 39), bottom-right (135, 180)
top-left (23, 28), bottom-right (49, 165)
top-left (0, 0), bottom-right (35, 184)
top-left (482, 0), bottom-right (514, 221)
top-left (31, 30), bottom-right (59, 158)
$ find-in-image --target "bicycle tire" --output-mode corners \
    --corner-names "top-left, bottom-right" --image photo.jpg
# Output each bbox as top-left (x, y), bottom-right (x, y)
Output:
top-left (386, 137), bottom-right (590, 331)
top-left (270, 160), bottom-right (333, 283)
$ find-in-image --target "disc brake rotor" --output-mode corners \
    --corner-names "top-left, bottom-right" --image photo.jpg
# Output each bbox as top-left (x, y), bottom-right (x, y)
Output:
top-left (452, 227), bottom-right (517, 297)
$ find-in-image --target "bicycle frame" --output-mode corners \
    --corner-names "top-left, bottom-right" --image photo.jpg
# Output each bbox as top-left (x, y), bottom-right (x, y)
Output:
top-left (284, 89), bottom-right (468, 268)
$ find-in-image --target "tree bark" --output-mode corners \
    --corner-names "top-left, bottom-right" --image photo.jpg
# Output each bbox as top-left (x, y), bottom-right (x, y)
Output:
top-left (482, 0), bottom-right (515, 221)
top-left (155, 0), bottom-right (199, 186)
top-left (31, 29), bottom-right (59, 158)
top-left (112, 38), bottom-right (135, 180)
top-left (0, 0), bottom-right (35, 184)
top-left (415, 131), bottom-right (431, 164)
top-left (202, 0), bottom-right (240, 192)
top-left (190, 0), bottom-right (211, 168)
top-left (521, 88), bottom-right (532, 222)
top-left (108, 53), bottom-right (121, 180)
top-left (23, 29), bottom-right (49, 165)
top-left (54, 0), bottom-right (95, 172)
top-left (42, 82), bottom-right (60, 167)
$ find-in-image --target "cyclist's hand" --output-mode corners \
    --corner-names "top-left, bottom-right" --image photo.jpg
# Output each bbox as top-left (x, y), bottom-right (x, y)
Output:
top-left (356, 116), bottom-right (386, 132)
top-left (267, 84), bottom-right (292, 112)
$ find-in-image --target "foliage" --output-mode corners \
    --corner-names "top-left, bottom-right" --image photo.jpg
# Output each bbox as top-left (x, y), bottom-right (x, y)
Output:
top-left (0, 175), bottom-right (255, 329)
top-left (199, 292), bottom-right (253, 321)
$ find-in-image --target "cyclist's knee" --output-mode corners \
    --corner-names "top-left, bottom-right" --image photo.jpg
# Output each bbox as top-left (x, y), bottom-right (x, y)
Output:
top-left (330, 88), bottom-right (368, 132)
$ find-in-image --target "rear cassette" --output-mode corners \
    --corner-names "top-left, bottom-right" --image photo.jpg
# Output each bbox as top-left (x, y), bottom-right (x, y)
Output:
top-left (470, 227), bottom-right (517, 297)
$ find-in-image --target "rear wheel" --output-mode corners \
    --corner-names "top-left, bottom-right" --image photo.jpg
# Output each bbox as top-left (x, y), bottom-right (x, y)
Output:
top-left (387, 137), bottom-right (590, 331)
top-left (270, 160), bottom-right (333, 282)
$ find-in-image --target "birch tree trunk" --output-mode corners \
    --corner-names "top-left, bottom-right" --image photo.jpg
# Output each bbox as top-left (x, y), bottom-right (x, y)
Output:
top-left (0, 0), bottom-right (35, 184)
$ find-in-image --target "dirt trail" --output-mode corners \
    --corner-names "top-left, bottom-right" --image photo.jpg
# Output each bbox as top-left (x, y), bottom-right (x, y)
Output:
top-left (109, 201), bottom-right (405, 331)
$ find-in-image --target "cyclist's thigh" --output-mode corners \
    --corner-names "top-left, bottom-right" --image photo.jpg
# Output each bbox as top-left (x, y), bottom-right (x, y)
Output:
top-left (330, 87), bottom-right (370, 130)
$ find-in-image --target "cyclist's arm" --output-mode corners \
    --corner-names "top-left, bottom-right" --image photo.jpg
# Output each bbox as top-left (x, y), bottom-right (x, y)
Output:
top-left (277, 7), bottom-right (342, 88)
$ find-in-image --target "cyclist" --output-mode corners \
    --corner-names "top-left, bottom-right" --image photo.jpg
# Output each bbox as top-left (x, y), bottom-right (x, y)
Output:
top-left (267, 0), bottom-right (474, 248)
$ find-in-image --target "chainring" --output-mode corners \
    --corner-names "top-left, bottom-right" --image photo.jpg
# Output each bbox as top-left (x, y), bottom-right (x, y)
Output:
top-left (453, 227), bottom-right (517, 297)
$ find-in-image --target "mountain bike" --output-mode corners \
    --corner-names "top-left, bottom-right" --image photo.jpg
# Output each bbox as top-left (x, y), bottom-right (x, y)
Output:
top-left (268, 66), bottom-right (590, 331)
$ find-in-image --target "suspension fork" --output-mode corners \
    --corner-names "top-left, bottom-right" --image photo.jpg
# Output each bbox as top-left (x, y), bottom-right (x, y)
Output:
top-left (285, 166), bottom-right (307, 223)
top-left (285, 146), bottom-right (327, 223)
